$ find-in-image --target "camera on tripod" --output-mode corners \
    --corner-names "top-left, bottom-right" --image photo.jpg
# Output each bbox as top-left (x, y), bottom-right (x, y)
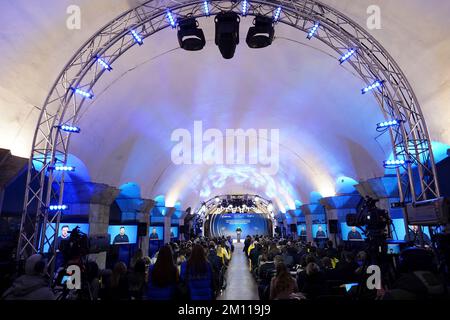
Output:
top-left (346, 196), bottom-right (390, 236)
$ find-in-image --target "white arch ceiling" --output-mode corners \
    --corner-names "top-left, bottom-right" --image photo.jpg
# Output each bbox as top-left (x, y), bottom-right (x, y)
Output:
top-left (0, 0), bottom-right (449, 211)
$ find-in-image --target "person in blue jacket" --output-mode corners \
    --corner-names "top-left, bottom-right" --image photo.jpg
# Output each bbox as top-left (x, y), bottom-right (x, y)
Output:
top-left (180, 244), bottom-right (215, 300)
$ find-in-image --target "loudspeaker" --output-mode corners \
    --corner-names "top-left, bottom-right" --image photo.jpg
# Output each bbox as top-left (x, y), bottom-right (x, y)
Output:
top-left (328, 220), bottom-right (338, 234)
top-left (290, 224), bottom-right (298, 233)
top-left (137, 223), bottom-right (147, 237)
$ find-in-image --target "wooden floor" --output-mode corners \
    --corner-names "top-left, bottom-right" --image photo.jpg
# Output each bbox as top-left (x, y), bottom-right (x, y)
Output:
top-left (218, 242), bottom-right (260, 300)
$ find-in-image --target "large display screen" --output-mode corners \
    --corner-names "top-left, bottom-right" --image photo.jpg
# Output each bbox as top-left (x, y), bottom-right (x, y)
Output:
top-left (297, 223), bottom-right (307, 237)
top-left (312, 223), bottom-right (328, 239)
top-left (170, 226), bottom-right (179, 239)
top-left (209, 213), bottom-right (270, 238)
top-left (149, 226), bottom-right (164, 241)
top-left (391, 218), bottom-right (431, 241)
top-left (340, 223), bottom-right (366, 241)
top-left (108, 225), bottom-right (138, 244)
top-left (42, 223), bottom-right (90, 252)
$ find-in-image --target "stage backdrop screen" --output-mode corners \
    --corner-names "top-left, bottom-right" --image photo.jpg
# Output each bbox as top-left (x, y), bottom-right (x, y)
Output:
top-left (149, 226), bottom-right (164, 241)
top-left (297, 223), bottom-right (307, 237)
top-left (312, 223), bottom-right (328, 239)
top-left (209, 213), bottom-right (269, 238)
top-left (340, 223), bottom-right (366, 241)
top-left (42, 223), bottom-right (90, 253)
top-left (108, 225), bottom-right (138, 245)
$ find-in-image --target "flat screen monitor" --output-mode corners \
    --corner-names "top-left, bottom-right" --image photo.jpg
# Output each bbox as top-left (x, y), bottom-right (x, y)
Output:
top-left (149, 226), bottom-right (164, 241)
top-left (170, 226), bottom-right (179, 239)
top-left (312, 223), bottom-right (327, 239)
top-left (297, 223), bottom-right (307, 237)
top-left (340, 223), bottom-right (366, 241)
top-left (42, 223), bottom-right (90, 253)
top-left (391, 218), bottom-right (431, 242)
top-left (108, 225), bottom-right (138, 245)
top-left (387, 243), bottom-right (401, 255)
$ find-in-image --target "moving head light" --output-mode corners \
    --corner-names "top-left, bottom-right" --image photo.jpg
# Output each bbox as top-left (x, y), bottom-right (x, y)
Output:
top-left (177, 17), bottom-right (206, 51)
top-left (215, 12), bottom-right (240, 59)
top-left (246, 16), bottom-right (275, 48)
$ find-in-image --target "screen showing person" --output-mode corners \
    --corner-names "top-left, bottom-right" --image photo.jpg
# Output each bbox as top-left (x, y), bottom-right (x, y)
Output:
top-left (391, 219), bottom-right (431, 243)
top-left (297, 224), bottom-right (307, 237)
top-left (340, 223), bottom-right (366, 241)
top-left (170, 226), bottom-right (178, 238)
top-left (387, 243), bottom-right (401, 255)
top-left (312, 224), bottom-right (327, 238)
top-left (108, 225), bottom-right (138, 245)
top-left (43, 223), bottom-right (90, 252)
top-left (149, 226), bottom-right (164, 240)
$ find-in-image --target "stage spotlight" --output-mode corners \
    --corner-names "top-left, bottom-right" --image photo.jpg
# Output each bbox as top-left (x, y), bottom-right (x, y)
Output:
top-left (246, 16), bottom-right (275, 49)
top-left (166, 10), bottom-right (177, 28)
top-left (267, 202), bottom-right (274, 212)
top-left (273, 7), bottom-right (282, 22)
top-left (362, 80), bottom-right (384, 94)
top-left (96, 56), bottom-right (112, 71)
top-left (242, 0), bottom-right (249, 16)
top-left (48, 165), bottom-right (75, 172)
top-left (307, 22), bottom-right (320, 39)
top-left (177, 18), bottom-right (206, 51)
top-left (215, 12), bottom-right (240, 59)
top-left (49, 204), bottom-right (68, 211)
top-left (58, 125), bottom-right (81, 133)
top-left (203, 1), bottom-right (210, 16)
top-left (377, 119), bottom-right (403, 130)
top-left (383, 159), bottom-right (411, 168)
top-left (339, 49), bottom-right (356, 64)
top-left (130, 29), bottom-right (143, 45)
top-left (71, 87), bottom-right (93, 99)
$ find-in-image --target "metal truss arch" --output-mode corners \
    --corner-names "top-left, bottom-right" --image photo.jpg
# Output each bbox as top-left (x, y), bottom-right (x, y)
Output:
top-left (18, 0), bottom-right (440, 266)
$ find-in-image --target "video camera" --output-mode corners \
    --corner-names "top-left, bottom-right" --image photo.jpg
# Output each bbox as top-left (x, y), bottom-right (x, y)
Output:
top-left (59, 226), bottom-right (90, 262)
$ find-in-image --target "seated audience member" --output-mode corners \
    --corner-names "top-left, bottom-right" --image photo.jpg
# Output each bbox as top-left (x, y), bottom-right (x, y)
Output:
top-left (334, 251), bottom-right (358, 282)
top-left (300, 262), bottom-right (329, 299)
top-left (128, 259), bottom-right (146, 300)
top-left (281, 246), bottom-right (295, 269)
top-left (180, 244), bottom-right (215, 300)
top-left (147, 245), bottom-right (179, 300)
top-left (2, 254), bottom-right (55, 300)
top-left (269, 263), bottom-right (299, 300)
top-left (85, 261), bottom-right (100, 301)
top-left (383, 248), bottom-right (446, 300)
top-left (109, 262), bottom-right (130, 300)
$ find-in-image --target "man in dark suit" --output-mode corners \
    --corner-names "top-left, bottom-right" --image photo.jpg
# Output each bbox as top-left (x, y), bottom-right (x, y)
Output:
top-left (149, 227), bottom-right (159, 240)
top-left (113, 226), bottom-right (129, 244)
top-left (315, 225), bottom-right (326, 238)
top-left (348, 226), bottom-right (363, 240)
top-left (236, 227), bottom-right (242, 243)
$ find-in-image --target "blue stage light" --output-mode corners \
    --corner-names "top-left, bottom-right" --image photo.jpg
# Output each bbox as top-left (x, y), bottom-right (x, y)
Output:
top-left (383, 159), bottom-right (411, 168)
top-left (59, 125), bottom-right (81, 133)
top-left (203, 1), bottom-right (210, 16)
top-left (131, 29), bottom-right (143, 45)
top-left (96, 56), bottom-right (112, 71)
top-left (48, 204), bottom-right (68, 211)
top-left (242, 0), bottom-right (249, 16)
top-left (377, 119), bottom-right (402, 130)
top-left (273, 7), bottom-right (282, 21)
top-left (362, 80), bottom-right (384, 94)
top-left (71, 87), bottom-right (93, 99)
top-left (166, 10), bottom-right (177, 28)
top-left (339, 49), bottom-right (356, 64)
top-left (307, 22), bottom-right (320, 39)
top-left (48, 165), bottom-right (75, 172)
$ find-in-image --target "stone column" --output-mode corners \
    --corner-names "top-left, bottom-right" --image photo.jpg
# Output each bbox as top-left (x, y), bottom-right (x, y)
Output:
top-left (164, 207), bottom-right (176, 244)
top-left (136, 199), bottom-right (155, 256)
top-left (64, 182), bottom-right (120, 269)
top-left (302, 205), bottom-right (314, 243)
top-left (287, 210), bottom-right (298, 239)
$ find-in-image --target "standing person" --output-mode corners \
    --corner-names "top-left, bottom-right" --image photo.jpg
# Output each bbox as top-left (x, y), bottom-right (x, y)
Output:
top-left (180, 244), bottom-right (214, 300)
top-left (109, 262), bottom-right (129, 300)
top-left (147, 245), bottom-right (179, 300)
top-left (236, 227), bottom-right (242, 243)
top-left (243, 235), bottom-right (252, 257)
